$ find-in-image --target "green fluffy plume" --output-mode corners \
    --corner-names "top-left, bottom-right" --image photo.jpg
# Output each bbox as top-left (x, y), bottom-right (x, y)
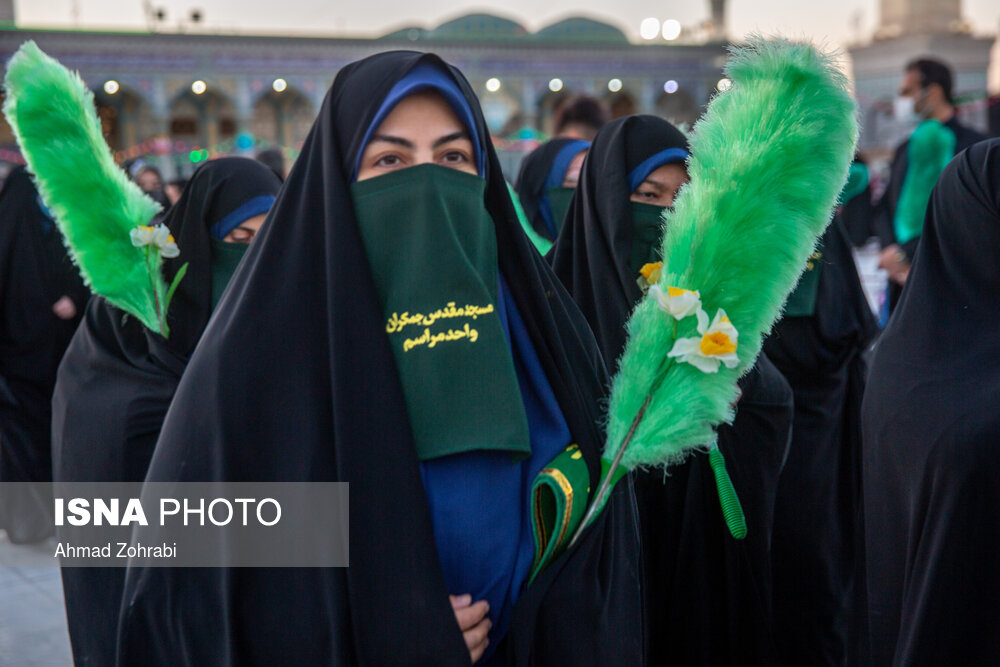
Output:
top-left (606, 37), bottom-right (858, 472)
top-left (3, 41), bottom-right (168, 333)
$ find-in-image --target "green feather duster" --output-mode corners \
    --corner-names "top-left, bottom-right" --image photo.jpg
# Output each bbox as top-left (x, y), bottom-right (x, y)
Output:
top-left (3, 41), bottom-right (181, 335)
top-left (576, 37), bottom-right (858, 538)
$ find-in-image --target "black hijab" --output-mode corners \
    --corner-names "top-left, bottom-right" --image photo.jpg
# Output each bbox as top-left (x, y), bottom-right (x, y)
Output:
top-left (547, 114), bottom-right (793, 665)
top-left (514, 138), bottom-right (587, 241)
top-left (51, 157), bottom-right (280, 667)
top-left (764, 215), bottom-right (877, 666)
top-left (863, 138), bottom-right (1000, 665)
top-left (548, 114), bottom-right (689, 369)
top-left (161, 157), bottom-right (281, 357)
top-left (117, 51), bottom-right (642, 666)
top-left (0, 166), bottom-right (87, 543)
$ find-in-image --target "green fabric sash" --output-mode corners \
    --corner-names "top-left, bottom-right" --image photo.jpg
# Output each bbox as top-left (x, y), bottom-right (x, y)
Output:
top-left (545, 186), bottom-right (575, 236)
top-left (351, 164), bottom-right (530, 461)
top-left (508, 181), bottom-right (552, 255)
top-left (895, 120), bottom-right (955, 245)
top-left (628, 201), bottom-right (666, 276)
top-left (529, 443), bottom-right (591, 582)
top-left (209, 238), bottom-right (248, 310)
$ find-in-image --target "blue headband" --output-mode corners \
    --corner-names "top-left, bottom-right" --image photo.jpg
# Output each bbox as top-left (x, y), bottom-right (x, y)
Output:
top-left (537, 140), bottom-right (589, 236)
top-left (210, 195), bottom-right (276, 240)
top-left (353, 62), bottom-right (485, 181)
top-left (544, 140), bottom-right (590, 191)
top-left (627, 148), bottom-right (690, 193)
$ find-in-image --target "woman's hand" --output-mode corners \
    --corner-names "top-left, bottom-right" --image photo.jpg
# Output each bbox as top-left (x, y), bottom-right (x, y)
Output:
top-left (52, 295), bottom-right (77, 320)
top-left (450, 594), bottom-right (491, 664)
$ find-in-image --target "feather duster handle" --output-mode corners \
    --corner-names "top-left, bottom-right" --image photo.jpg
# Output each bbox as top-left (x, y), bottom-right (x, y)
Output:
top-left (3, 41), bottom-right (183, 335)
top-left (571, 38), bottom-right (858, 545)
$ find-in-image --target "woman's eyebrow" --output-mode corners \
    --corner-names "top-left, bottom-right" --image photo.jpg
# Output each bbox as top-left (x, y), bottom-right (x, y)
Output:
top-left (370, 134), bottom-right (414, 149)
top-left (432, 131), bottom-right (470, 149)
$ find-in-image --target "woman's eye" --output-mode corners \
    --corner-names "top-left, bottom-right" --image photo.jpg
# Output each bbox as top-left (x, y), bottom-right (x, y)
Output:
top-left (637, 190), bottom-right (657, 199)
top-left (440, 151), bottom-right (468, 164)
top-left (374, 155), bottom-right (401, 168)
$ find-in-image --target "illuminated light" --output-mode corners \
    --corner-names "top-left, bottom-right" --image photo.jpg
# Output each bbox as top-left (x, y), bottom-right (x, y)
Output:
top-left (662, 19), bottom-right (682, 41)
top-left (717, 77), bottom-right (733, 92)
top-left (104, 80), bottom-right (120, 95)
top-left (639, 17), bottom-right (660, 40)
top-left (664, 80), bottom-right (679, 94)
top-left (548, 78), bottom-right (563, 92)
top-left (608, 78), bottom-right (623, 93)
top-left (189, 150), bottom-right (202, 163)
top-left (191, 80), bottom-right (207, 95)
top-left (485, 77), bottom-right (501, 93)
top-left (272, 78), bottom-right (287, 93)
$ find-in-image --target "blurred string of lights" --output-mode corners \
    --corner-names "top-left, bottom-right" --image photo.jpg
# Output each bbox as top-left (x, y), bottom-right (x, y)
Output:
top-left (107, 132), bottom-right (303, 164)
top-left (3, 94), bottom-right (996, 168)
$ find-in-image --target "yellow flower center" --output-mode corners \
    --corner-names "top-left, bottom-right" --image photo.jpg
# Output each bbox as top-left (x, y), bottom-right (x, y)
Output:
top-left (139, 225), bottom-right (154, 231)
top-left (700, 331), bottom-right (737, 356)
top-left (640, 262), bottom-right (663, 283)
top-left (667, 286), bottom-right (691, 298)
top-left (167, 234), bottom-right (175, 243)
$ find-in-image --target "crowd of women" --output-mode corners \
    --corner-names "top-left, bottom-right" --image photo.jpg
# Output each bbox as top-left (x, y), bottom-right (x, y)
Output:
top-left (1, 46), bottom-right (998, 666)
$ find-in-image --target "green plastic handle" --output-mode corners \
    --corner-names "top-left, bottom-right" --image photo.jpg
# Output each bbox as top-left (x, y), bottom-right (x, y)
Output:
top-left (708, 446), bottom-right (747, 540)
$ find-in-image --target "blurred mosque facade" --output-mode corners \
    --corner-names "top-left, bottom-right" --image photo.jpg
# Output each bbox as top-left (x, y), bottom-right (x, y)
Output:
top-left (0, 6), bottom-right (729, 177)
top-left (0, 0), bottom-right (995, 176)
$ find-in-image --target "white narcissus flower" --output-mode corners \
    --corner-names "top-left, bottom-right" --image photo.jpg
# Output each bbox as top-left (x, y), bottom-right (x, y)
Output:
top-left (130, 224), bottom-right (179, 258)
top-left (130, 225), bottom-right (155, 247)
top-left (649, 284), bottom-right (703, 321)
top-left (667, 308), bottom-right (740, 373)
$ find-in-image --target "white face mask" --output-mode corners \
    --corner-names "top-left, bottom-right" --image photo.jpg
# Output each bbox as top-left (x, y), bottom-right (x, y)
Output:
top-left (893, 96), bottom-right (919, 125)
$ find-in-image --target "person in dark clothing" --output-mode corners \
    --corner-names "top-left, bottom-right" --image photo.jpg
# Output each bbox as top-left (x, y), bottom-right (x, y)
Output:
top-left (115, 52), bottom-right (644, 666)
top-left (875, 58), bottom-right (988, 314)
top-left (0, 166), bottom-right (88, 544)
top-left (549, 114), bottom-right (794, 666)
top-left (553, 95), bottom-right (607, 142)
top-left (766, 183), bottom-right (878, 665)
top-left (863, 138), bottom-right (1000, 666)
top-left (51, 157), bottom-right (281, 666)
top-left (514, 138), bottom-right (588, 244)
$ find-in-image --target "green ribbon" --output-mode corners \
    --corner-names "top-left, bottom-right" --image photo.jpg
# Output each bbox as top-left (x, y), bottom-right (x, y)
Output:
top-left (708, 445), bottom-right (747, 540)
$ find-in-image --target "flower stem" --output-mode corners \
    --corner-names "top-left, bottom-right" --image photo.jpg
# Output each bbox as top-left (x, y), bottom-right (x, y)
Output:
top-left (567, 316), bottom-right (681, 548)
top-left (145, 247), bottom-right (164, 333)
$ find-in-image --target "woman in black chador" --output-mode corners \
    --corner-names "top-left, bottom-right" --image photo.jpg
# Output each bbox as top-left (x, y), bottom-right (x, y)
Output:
top-left (514, 138), bottom-right (589, 243)
top-left (51, 157), bottom-right (280, 666)
top-left (116, 52), bottom-right (643, 665)
top-left (863, 139), bottom-right (1000, 666)
top-left (549, 114), bottom-right (793, 665)
top-left (0, 166), bottom-right (87, 544)
top-left (765, 186), bottom-right (877, 665)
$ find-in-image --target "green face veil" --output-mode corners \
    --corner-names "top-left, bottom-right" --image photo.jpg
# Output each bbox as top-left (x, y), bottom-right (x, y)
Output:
top-left (209, 238), bottom-right (249, 309)
top-left (545, 186), bottom-right (575, 235)
top-left (351, 164), bottom-right (530, 460)
top-left (628, 201), bottom-right (667, 274)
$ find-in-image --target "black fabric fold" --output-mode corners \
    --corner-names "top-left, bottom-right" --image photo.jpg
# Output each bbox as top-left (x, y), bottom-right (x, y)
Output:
top-left (863, 138), bottom-right (1000, 666)
top-left (0, 166), bottom-right (87, 543)
top-left (765, 217), bottom-right (877, 666)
